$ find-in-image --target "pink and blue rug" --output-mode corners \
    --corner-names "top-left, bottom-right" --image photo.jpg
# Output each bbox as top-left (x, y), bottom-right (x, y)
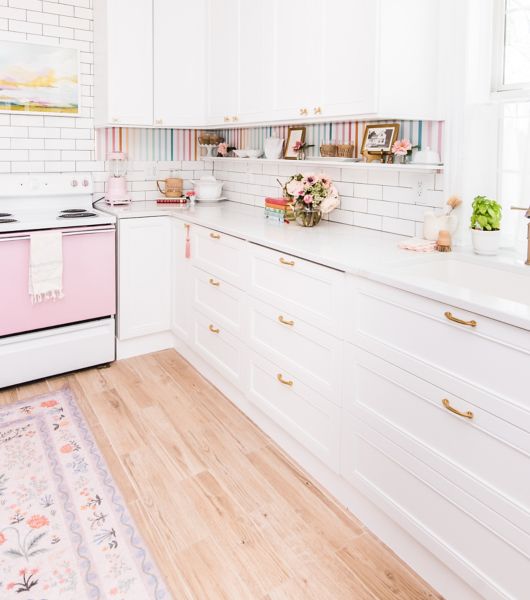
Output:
top-left (0, 388), bottom-right (169, 599)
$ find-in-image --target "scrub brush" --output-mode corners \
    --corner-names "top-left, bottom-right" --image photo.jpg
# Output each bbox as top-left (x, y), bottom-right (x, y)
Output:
top-left (435, 230), bottom-right (452, 252)
top-left (442, 195), bottom-right (462, 215)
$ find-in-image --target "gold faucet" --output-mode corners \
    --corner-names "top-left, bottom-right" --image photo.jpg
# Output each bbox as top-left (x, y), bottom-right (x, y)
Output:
top-left (510, 206), bottom-right (530, 265)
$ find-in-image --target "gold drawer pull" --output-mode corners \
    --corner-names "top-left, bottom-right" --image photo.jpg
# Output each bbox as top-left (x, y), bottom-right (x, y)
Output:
top-left (279, 257), bottom-right (295, 266)
top-left (444, 311), bottom-right (477, 328)
top-left (209, 232), bottom-right (221, 239)
top-left (209, 278), bottom-right (220, 287)
top-left (277, 373), bottom-right (293, 387)
top-left (208, 324), bottom-right (220, 334)
top-left (278, 315), bottom-right (294, 326)
top-left (442, 398), bottom-right (474, 420)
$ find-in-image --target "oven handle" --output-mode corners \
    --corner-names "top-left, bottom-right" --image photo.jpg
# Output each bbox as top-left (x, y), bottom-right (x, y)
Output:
top-left (0, 225), bottom-right (115, 242)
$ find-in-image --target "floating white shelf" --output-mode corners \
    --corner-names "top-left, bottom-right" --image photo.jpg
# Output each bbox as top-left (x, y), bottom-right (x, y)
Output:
top-left (204, 156), bottom-right (444, 172)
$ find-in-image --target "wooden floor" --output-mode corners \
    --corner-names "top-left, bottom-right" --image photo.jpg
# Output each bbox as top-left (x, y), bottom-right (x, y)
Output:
top-left (0, 350), bottom-right (443, 600)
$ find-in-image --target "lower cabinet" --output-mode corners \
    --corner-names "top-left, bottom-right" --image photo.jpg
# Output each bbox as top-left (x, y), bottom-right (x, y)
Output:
top-left (248, 351), bottom-right (340, 470)
top-left (118, 217), bottom-right (171, 340)
top-left (191, 309), bottom-right (247, 390)
top-left (118, 216), bottom-right (530, 600)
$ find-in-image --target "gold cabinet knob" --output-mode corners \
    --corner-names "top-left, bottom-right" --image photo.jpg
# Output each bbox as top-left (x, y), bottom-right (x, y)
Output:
top-left (232, 116), bottom-right (239, 122)
top-left (209, 324), bottom-right (220, 334)
top-left (444, 311), bottom-right (477, 328)
top-left (155, 118), bottom-right (163, 125)
top-left (299, 108), bottom-right (308, 116)
top-left (277, 373), bottom-right (293, 387)
top-left (279, 257), bottom-right (294, 266)
top-left (223, 116), bottom-right (230, 122)
top-left (313, 106), bottom-right (322, 115)
top-left (278, 315), bottom-right (294, 326)
top-left (209, 232), bottom-right (221, 239)
top-left (209, 278), bottom-right (220, 287)
top-left (442, 398), bottom-right (474, 420)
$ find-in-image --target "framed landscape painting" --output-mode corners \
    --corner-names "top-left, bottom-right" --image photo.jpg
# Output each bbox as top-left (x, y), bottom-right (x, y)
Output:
top-left (0, 41), bottom-right (79, 115)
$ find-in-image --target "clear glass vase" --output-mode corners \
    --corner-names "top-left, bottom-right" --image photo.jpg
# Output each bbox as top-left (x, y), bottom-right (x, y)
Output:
top-left (295, 207), bottom-right (322, 227)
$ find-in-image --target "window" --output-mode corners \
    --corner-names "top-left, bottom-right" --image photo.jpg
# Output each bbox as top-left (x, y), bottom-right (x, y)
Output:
top-left (495, 0), bottom-right (530, 93)
top-left (495, 1), bottom-right (530, 249)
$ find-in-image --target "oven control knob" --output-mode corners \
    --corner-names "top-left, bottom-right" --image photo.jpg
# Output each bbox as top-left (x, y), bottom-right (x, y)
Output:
top-left (82, 179), bottom-right (89, 187)
top-left (71, 179), bottom-right (78, 187)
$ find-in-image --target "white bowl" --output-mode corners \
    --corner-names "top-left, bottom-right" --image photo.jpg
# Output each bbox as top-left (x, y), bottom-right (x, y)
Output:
top-left (234, 149), bottom-right (248, 158)
top-left (246, 149), bottom-right (263, 158)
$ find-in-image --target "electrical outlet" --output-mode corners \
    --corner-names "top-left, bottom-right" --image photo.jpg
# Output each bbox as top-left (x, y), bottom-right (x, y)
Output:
top-left (144, 162), bottom-right (159, 181)
top-left (415, 178), bottom-right (424, 198)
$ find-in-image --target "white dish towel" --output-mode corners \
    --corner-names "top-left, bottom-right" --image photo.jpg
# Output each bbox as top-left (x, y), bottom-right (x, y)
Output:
top-left (29, 230), bottom-right (64, 303)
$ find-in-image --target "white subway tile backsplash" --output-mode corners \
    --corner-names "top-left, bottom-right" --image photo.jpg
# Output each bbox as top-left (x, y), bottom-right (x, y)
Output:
top-left (9, 19), bottom-right (42, 34)
top-left (9, 0), bottom-right (42, 11)
top-left (367, 169), bottom-right (399, 186)
top-left (382, 217), bottom-right (416, 236)
top-left (341, 168), bottom-right (368, 183)
top-left (43, 2), bottom-right (73, 16)
top-left (354, 183), bottom-right (383, 200)
top-left (353, 212), bottom-right (383, 230)
top-left (382, 185), bottom-right (415, 204)
top-left (340, 196), bottom-right (368, 213)
top-left (27, 10), bottom-right (59, 25)
top-left (398, 203), bottom-right (429, 222)
top-left (398, 171), bottom-right (435, 190)
top-left (367, 199), bottom-right (399, 217)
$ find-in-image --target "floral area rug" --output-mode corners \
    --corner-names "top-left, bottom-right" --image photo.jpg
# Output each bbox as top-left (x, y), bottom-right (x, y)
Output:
top-left (0, 388), bottom-right (169, 599)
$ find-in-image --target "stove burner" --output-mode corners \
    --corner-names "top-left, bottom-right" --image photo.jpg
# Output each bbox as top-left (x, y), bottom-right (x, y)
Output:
top-left (0, 212), bottom-right (12, 217)
top-left (61, 209), bottom-right (88, 214)
top-left (58, 212), bottom-right (97, 219)
top-left (0, 218), bottom-right (18, 223)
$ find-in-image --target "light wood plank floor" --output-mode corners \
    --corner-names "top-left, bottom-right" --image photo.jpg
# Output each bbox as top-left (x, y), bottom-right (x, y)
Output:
top-left (0, 350), bottom-right (443, 600)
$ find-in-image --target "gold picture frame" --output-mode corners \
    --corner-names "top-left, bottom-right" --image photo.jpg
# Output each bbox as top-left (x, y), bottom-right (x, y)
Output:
top-left (360, 123), bottom-right (400, 161)
top-left (284, 126), bottom-right (306, 160)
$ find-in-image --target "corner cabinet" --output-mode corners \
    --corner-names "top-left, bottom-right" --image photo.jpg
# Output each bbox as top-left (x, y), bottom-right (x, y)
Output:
top-left (117, 217), bottom-right (171, 340)
top-left (94, 0), bottom-right (154, 127)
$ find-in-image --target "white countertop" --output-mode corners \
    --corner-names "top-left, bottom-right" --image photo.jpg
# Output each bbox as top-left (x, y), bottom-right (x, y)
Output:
top-left (96, 200), bottom-right (530, 330)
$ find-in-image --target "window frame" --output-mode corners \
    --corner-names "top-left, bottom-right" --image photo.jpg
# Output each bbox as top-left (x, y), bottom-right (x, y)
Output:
top-left (491, 0), bottom-right (530, 99)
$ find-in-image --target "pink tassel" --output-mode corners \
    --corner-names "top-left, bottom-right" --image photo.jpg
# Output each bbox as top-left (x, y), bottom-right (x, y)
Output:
top-left (185, 224), bottom-right (191, 258)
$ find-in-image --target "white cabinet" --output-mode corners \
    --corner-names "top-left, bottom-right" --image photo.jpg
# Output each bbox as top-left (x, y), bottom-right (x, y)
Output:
top-left (238, 0), bottom-right (274, 124)
top-left (320, 0), bottom-right (378, 118)
top-left (118, 217), bottom-right (171, 340)
top-left (94, 0), bottom-right (153, 127)
top-left (154, 0), bottom-right (206, 127)
top-left (171, 221), bottom-right (192, 342)
top-left (206, 0), bottom-right (240, 125)
top-left (269, 0), bottom-right (322, 122)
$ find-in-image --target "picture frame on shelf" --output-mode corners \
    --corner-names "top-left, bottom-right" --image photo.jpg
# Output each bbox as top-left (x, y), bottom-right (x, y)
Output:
top-left (284, 126), bottom-right (306, 160)
top-left (360, 123), bottom-right (400, 161)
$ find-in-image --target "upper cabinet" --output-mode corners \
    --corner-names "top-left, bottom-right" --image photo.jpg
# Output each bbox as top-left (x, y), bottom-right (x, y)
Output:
top-left (94, 0), bottom-right (443, 129)
top-left (206, 0), bottom-right (240, 125)
top-left (94, 0), bottom-right (154, 127)
top-left (154, 0), bottom-right (206, 128)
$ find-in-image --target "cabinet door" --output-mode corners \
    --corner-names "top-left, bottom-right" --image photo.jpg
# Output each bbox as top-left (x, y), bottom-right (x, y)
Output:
top-left (118, 217), bottom-right (171, 340)
top-left (320, 0), bottom-right (378, 118)
top-left (270, 0), bottom-right (322, 121)
top-left (154, 0), bottom-right (206, 127)
top-left (206, 0), bottom-right (240, 126)
top-left (171, 221), bottom-right (192, 342)
top-left (238, 0), bottom-right (274, 124)
top-left (105, 0), bottom-right (153, 126)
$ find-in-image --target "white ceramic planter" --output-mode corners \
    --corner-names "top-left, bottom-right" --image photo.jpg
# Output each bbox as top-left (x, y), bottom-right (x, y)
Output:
top-left (471, 228), bottom-right (501, 256)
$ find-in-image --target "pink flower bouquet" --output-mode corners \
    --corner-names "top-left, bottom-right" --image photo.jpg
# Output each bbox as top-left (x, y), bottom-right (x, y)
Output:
top-left (283, 172), bottom-right (339, 216)
top-left (392, 138), bottom-right (412, 156)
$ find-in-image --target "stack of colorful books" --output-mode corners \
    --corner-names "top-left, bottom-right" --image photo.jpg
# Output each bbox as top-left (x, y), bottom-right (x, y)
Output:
top-left (264, 197), bottom-right (289, 223)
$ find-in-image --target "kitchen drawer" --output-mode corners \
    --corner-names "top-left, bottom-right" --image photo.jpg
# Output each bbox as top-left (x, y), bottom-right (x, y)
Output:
top-left (249, 243), bottom-right (344, 335)
top-left (341, 416), bottom-right (530, 600)
top-left (192, 267), bottom-right (245, 338)
top-left (248, 351), bottom-right (340, 470)
top-left (191, 225), bottom-right (247, 289)
top-left (248, 297), bottom-right (342, 401)
top-left (191, 310), bottom-right (246, 390)
top-left (344, 344), bottom-right (530, 535)
top-left (347, 275), bottom-right (530, 418)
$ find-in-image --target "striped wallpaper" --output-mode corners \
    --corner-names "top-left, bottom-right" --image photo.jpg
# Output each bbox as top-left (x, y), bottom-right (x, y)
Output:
top-left (96, 119), bottom-right (444, 162)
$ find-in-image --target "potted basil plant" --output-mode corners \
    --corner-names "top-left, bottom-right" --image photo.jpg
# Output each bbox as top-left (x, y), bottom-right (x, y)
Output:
top-left (470, 195), bottom-right (502, 255)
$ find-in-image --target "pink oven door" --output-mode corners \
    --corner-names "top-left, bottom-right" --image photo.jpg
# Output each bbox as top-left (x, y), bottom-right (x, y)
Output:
top-left (0, 226), bottom-right (116, 337)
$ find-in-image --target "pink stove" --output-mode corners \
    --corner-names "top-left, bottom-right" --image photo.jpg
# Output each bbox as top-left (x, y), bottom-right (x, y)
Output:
top-left (0, 173), bottom-right (117, 388)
